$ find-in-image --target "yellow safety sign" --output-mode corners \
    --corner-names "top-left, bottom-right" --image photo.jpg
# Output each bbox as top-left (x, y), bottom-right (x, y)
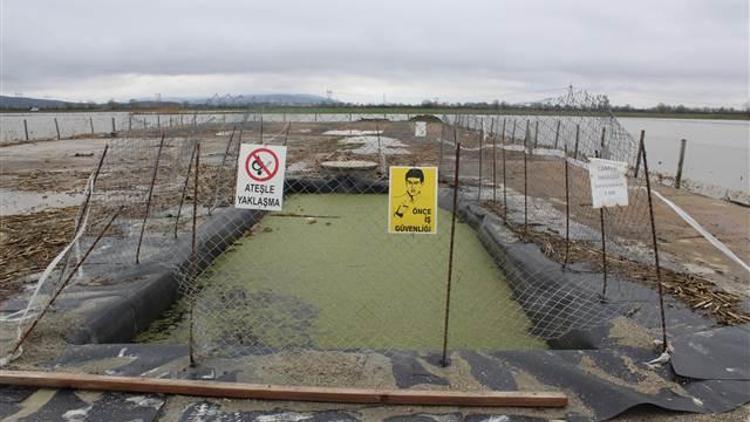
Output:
top-left (388, 166), bottom-right (438, 234)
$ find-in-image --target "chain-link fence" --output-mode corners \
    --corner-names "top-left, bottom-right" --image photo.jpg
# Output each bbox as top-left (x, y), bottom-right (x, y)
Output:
top-left (3, 90), bottom-right (747, 384)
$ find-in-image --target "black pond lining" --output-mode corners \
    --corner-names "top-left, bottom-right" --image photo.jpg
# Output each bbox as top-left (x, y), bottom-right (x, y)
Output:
top-left (59, 174), bottom-right (748, 421)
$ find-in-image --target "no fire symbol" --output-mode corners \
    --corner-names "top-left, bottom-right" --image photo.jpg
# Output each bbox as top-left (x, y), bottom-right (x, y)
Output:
top-left (245, 147), bottom-right (280, 182)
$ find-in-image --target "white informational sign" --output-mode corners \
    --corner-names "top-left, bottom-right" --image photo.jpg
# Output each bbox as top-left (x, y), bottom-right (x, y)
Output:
top-left (589, 158), bottom-right (629, 208)
top-left (414, 121), bottom-right (427, 137)
top-left (235, 144), bottom-right (287, 211)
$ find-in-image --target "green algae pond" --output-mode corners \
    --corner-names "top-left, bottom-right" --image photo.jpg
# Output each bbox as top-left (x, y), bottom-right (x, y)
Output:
top-left (140, 194), bottom-right (546, 352)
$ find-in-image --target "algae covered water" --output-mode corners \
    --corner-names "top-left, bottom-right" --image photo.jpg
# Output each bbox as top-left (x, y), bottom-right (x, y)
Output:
top-left (142, 194), bottom-right (546, 351)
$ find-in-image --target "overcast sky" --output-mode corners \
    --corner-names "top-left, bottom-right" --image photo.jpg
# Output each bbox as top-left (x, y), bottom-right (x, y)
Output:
top-left (1, 0), bottom-right (747, 107)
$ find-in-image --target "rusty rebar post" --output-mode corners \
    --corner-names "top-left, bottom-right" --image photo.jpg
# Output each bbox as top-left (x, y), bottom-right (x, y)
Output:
top-left (503, 120), bottom-right (512, 220)
top-left (11, 207), bottom-right (122, 357)
top-left (563, 144), bottom-right (570, 269)
top-left (492, 117), bottom-right (499, 203)
top-left (523, 120), bottom-right (529, 229)
top-left (639, 131), bottom-right (668, 352)
top-left (478, 121), bottom-right (484, 201)
top-left (283, 123), bottom-right (291, 146)
top-left (174, 143), bottom-right (198, 238)
top-left (260, 113), bottom-right (264, 143)
top-left (209, 127), bottom-right (237, 215)
top-left (634, 130), bottom-right (645, 177)
top-left (189, 142), bottom-right (201, 366)
top-left (136, 134), bottom-right (166, 264)
top-left (594, 150), bottom-right (608, 299)
top-left (56, 145), bottom-right (110, 283)
top-left (442, 141), bottom-right (461, 367)
top-left (439, 122), bottom-right (445, 173)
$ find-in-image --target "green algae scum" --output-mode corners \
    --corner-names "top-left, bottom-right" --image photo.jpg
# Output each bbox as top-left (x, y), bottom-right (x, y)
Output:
top-left (142, 194), bottom-right (546, 352)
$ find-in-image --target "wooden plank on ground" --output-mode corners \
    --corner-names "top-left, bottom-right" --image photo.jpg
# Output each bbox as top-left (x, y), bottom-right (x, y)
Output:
top-left (0, 370), bottom-right (567, 408)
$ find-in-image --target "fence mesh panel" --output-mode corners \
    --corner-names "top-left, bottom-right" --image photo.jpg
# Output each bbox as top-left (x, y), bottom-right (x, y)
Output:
top-left (4, 89), bottom-right (714, 384)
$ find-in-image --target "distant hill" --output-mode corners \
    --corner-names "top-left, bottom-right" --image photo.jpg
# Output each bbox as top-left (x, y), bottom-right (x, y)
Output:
top-left (0, 95), bottom-right (83, 110)
top-left (196, 93), bottom-right (337, 106)
top-left (0, 93), bottom-right (338, 111)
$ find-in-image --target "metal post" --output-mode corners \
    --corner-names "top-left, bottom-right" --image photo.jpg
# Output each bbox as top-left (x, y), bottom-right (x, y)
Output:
top-left (492, 118), bottom-right (499, 203)
top-left (554, 120), bottom-right (561, 150)
top-left (600, 207), bottom-right (608, 298)
top-left (523, 120), bottom-right (529, 228)
top-left (503, 120), bottom-right (510, 220)
top-left (573, 124), bottom-right (580, 160)
top-left (442, 141), bottom-right (461, 367)
top-left (478, 122), bottom-right (484, 201)
top-left (209, 127), bottom-right (237, 215)
top-left (595, 151), bottom-right (608, 299)
top-left (89, 117), bottom-right (95, 134)
top-left (135, 134), bottom-right (166, 264)
top-left (675, 139), bottom-right (687, 189)
top-left (634, 131), bottom-right (644, 177)
top-left (600, 127), bottom-right (607, 158)
top-left (128, 116), bottom-right (132, 132)
top-left (174, 143), bottom-right (197, 238)
top-left (54, 118), bottom-right (61, 140)
top-left (563, 144), bottom-right (570, 268)
top-left (157, 115), bottom-right (161, 129)
top-left (533, 120), bottom-right (539, 152)
top-left (56, 145), bottom-right (109, 283)
top-left (283, 123), bottom-right (291, 146)
top-left (439, 122), bottom-right (445, 172)
top-left (111, 117), bottom-right (116, 133)
top-left (23, 119), bottom-right (29, 141)
top-left (376, 122), bottom-right (385, 174)
top-left (639, 132), bottom-right (669, 352)
top-left (189, 142), bottom-right (200, 367)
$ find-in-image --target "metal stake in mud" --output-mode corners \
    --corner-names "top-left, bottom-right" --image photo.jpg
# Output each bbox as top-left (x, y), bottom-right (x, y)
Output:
top-left (504, 120), bottom-right (513, 220)
top-left (175, 143), bottom-right (198, 238)
top-left (56, 145), bottom-right (110, 283)
top-left (439, 122), bottom-right (445, 173)
top-left (209, 127), bottom-right (237, 215)
top-left (478, 122), bottom-right (483, 201)
top-left (639, 130), bottom-right (669, 352)
top-left (523, 120), bottom-right (529, 229)
top-left (634, 130), bottom-right (645, 178)
top-left (283, 123), bottom-right (291, 146)
top-left (189, 142), bottom-right (200, 367)
top-left (596, 148), bottom-right (609, 300)
top-left (136, 133), bottom-right (166, 264)
top-left (260, 113), bottom-right (264, 144)
top-left (442, 141), bottom-right (461, 367)
top-left (493, 117), bottom-right (501, 203)
top-left (563, 144), bottom-right (570, 269)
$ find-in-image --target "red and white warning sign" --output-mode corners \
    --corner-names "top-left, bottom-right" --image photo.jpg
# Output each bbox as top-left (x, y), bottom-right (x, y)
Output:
top-left (235, 144), bottom-right (287, 211)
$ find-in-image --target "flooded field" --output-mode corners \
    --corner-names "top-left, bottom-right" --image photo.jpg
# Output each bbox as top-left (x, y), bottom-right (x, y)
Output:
top-left (619, 118), bottom-right (749, 199)
top-left (140, 194), bottom-right (547, 352)
top-left (1, 111), bottom-right (746, 201)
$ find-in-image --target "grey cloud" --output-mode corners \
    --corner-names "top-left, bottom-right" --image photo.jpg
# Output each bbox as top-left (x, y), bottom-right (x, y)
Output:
top-left (1, 0), bottom-right (747, 106)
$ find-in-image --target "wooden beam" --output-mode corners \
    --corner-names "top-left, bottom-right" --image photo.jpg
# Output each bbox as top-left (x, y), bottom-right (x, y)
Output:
top-left (0, 370), bottom-right (567, 408)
